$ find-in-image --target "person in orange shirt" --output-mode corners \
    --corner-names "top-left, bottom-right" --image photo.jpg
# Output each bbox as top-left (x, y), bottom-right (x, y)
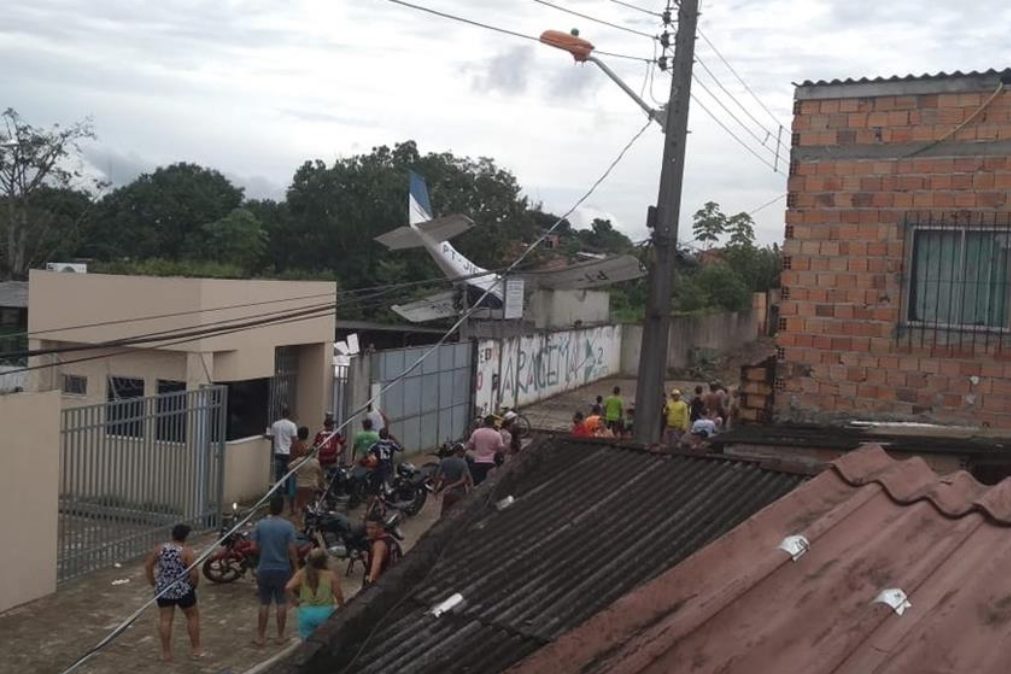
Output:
top-left (572, 411), bottom-right (592, 437)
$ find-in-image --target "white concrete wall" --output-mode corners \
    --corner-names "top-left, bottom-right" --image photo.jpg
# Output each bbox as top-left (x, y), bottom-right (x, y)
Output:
top-left (476, 324), bottom-right (622, 414)
top-left (527, 289), bottom-right (610, 330)
top-left (0, 391), bottom-right (60, 612)
top-left (620, 308), bottom-right (759, 375)
top-left (223, 437), bottom-right (271, 505)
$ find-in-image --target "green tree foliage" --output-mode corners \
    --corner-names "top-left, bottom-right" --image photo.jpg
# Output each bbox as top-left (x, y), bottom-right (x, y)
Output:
top-left (188, 207), bottom-right (267, 273)
top-left (86, 162), bottom-right (243, 260)
top-left (691, 201), bottom-right (726, 248)
top-left (572, 218), bottom-right (634, 253)
top-left (0, 108), bottom-right (98, 279)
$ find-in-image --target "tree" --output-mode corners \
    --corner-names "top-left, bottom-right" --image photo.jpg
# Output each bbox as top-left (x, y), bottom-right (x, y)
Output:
top-left (86, 163), bottom-right (243, 260)
top-left (691, 201), bottom-right (726, 248)
top-left (725, 212), bottom-right (756, 249)
top-left (0, 108), bottom-right (97, 279)
top-left (189, 208), bottom-right (267, 273)
top-left (573, 218), bottom-right (634, 254)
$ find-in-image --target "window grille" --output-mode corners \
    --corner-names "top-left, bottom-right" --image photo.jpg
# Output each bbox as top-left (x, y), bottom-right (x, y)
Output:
top-left (106, 376), bottom-right (144, 437)
top-left (62, 374), bottom-right (87, 396)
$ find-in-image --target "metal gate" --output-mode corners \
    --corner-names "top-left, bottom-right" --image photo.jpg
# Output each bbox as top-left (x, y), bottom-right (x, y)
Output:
top-left (58, 386), bottom-right (226, 583)
top-left (333, 361), bottom-right (350, 428)
top-left (373, 342), bottom-right (473, 452)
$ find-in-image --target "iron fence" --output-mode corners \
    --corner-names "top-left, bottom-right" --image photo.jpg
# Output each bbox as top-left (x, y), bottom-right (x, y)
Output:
top-left (58, 386), bottom-right (226, 583)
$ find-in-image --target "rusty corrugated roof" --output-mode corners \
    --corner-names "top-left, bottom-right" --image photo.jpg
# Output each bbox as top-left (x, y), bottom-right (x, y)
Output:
top-left (269, 439), bottom-right (810, 674)
top-left (511, 443), bottom-right (1011, 674)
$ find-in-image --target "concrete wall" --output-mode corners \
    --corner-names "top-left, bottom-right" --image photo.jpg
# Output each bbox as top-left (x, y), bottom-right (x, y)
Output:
top-left (475, 324), bottom-right (622, 414)
top-left (223, 437), bottom-right (271, 505)
top-left (527, 289), bottom-right (610, 330)
top-left (0, 391), bottom-right (60, 612)
top-left (778, 70), bottom-right (1011, 428)
top-left (620, 309), bottom-right (759, 375)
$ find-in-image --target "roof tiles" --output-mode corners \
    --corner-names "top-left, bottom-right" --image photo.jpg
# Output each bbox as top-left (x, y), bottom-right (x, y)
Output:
top-left (512, 443), bottom-right (1011, 674)
top-left (799, 68), bottom-right (1011, 87)
top-left (274, 439), bottom-right (809, 674)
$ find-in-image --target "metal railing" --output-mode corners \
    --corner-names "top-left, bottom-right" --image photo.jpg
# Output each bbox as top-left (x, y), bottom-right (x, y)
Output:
top-left (57, 386), bottom-right (227, 583)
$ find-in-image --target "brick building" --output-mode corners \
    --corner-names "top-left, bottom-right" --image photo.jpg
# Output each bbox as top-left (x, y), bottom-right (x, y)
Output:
top-left (777, 68), bottom-right (1011, 428)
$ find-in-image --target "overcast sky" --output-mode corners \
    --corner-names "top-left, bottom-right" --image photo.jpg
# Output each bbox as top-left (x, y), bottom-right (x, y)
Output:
top-left (3, 0), bottom-right (1010, 246)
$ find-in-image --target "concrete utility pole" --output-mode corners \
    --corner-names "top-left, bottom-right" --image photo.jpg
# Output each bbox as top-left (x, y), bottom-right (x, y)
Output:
top-left (632, 0), bottom-right (699, 445)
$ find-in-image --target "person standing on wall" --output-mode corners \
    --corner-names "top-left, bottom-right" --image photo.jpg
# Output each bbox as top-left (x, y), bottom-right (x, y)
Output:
top-left (266, 406), bottom-right (298, 512)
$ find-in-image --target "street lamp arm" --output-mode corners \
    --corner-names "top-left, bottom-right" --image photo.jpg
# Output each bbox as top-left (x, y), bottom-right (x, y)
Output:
top-left (586, 56), bottom-right (666, 131)
top-left (539, 30), bottom-right (665, 131)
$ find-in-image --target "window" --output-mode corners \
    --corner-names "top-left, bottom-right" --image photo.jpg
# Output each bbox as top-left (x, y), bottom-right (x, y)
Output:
top-left (106, 376), bottom-right (145, 437)
top-left (155, 380), bottom-right (187, 442)
top-left (268, 347), bottom-right (298, 422)
top-left (223, 378), bottom-right (271, 441)
top-left (62, 374), bottom-right (88, 396)
top-left (908, 227), bottom-right (1011, 329)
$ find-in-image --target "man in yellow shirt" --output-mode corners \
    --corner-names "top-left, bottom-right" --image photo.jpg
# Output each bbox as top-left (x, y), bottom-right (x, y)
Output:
top-left (663, 389), bottom-right (689, 447)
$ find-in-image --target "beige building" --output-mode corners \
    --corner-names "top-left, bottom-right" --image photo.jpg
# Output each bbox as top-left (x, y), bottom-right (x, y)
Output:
top-left (26, 270), bottom-right (336, 502)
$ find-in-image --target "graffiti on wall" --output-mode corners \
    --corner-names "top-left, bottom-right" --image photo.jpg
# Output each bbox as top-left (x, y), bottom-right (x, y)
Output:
top-left (475, 325), bottom-right (622, 413)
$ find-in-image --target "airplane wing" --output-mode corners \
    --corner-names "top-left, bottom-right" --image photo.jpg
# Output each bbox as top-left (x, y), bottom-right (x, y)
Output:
top-left (520, 254), bottom-right (645, 290)
top-left (391, 290), bottom-right (459, 322)
top-left (375, 214), bottom-right (475, 250)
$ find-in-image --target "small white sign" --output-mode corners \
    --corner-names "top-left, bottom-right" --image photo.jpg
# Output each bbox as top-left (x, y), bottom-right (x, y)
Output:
top-left (504, 278), bottom-right (524, 320)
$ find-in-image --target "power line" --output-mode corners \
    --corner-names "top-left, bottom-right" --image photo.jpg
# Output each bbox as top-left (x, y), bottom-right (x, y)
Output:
top-left (59, 117), bottom-right (654, 674)
top-left (690, 93), bottom-right (783, 174)
top-left (697, 27), bottom-right (784, 128)
top-left (532, 0), bottom-right (657, 39)
top-left (691, 73), bottom-right (778, 158)
top-left (748, 193), bottom-right (786, 216)
top-left (609, 0), bottom-right (663, 17)
top-left (695, 55), bottom-right (779, 141)
top-left (384, 0), bottom-right (653, 62)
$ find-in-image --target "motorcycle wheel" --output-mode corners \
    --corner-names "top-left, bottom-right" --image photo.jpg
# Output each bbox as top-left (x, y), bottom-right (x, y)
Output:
top-left (202, 556), bottom-right (244, 584)
top-left (403, 485), bottom-right (427, 516)
top-left (512, 413), bottom-right (532, 438)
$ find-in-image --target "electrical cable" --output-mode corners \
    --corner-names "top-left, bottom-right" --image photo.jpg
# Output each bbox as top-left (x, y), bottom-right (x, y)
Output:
top-left (383, 0), bottom-right (653, 63)
top-left (690, 93), bottom-right (783, 174)
top-left (748, 193), bottom-right (786, 216)
top-left (695, 55), bottom-right (779, 141)
top-left (691, 73), bottom-right (778, 157)
top-left (697, 28), bottom-right (784, 128)
top-left (532, 0), bottom-right (657, 39)
top-left (609, 0), bottom-right (663, 17)
top-left (58, 116), bottom-right (653, 674)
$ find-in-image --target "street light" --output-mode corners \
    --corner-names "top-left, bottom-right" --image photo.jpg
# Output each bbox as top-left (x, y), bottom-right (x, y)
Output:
top-left (539, 30), bottom-right (667, 131)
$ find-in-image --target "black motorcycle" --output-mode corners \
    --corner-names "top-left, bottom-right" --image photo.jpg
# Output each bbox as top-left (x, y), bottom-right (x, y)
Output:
top-left (320, 464), bottom-right (374, 512)
top-left (303, 505), bottom-right (403, 576)
top-left (381, 462), bottom-right (432, 517)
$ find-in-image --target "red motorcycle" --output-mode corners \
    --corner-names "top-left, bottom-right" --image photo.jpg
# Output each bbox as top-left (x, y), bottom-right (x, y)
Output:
top-left (202, 506), bottom-right (315, 584)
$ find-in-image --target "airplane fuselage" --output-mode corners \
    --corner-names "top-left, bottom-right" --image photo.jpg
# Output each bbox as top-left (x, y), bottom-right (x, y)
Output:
top-left (410, 223), bottom-right (505, 308)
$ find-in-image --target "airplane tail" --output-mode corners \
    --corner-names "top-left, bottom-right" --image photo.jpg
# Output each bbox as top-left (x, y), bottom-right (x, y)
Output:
top-left (374, 171), bottom-right (475, 250)
top-left (408, 170), bottom-right (433, 226)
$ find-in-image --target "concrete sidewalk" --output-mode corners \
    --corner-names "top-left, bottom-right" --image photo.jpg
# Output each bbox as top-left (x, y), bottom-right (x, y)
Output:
top-left (0, 496), bottom-right (441, 674)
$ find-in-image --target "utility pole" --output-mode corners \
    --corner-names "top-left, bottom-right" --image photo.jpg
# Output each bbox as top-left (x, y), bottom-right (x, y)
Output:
top-left (633, 0), bottom-right (699, 445)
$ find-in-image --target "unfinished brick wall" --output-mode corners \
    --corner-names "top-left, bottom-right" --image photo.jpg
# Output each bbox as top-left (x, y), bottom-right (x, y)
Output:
top-left (777, 71), bottom-right (1011, 428)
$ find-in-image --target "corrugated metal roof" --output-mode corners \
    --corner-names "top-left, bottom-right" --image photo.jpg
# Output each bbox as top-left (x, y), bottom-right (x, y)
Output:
top-left (275, 439), bottom-right (809, 674)
top-left (0, 282), bottom-right (28, 309)
top-left (799, 68), bottom-right (1011, 87)
top-left (513, 443), bottom-right (1011, 674)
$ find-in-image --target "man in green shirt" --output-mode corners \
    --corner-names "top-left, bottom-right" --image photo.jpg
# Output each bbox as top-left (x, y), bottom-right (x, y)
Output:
top-left (603, 386), bottom-right (624, 435)
top-left (351, 418), bottom-right (380, 465)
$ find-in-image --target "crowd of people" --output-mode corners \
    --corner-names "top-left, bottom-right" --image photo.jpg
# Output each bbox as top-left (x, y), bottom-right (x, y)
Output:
top-left (571, 382), bottom-right (737, 449)
top-left (146, 404), bottom-right (527, 660)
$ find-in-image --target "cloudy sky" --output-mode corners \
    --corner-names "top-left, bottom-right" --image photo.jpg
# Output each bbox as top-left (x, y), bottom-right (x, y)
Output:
top-left (3, 0), bottom-right (1010, 246)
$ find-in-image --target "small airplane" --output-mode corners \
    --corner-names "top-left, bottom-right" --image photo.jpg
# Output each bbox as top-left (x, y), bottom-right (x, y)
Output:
top-left (374, 171), bottom-right (645, 323)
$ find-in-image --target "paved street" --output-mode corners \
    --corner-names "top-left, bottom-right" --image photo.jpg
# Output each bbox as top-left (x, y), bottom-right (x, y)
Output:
top-left (0, 492), bottom-right (441, 674)
top-left (521, 376), bottom-right (701, 432)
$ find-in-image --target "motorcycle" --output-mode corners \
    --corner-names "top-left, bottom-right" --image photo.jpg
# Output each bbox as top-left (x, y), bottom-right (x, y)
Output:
top-left (320, 464), bottom-right (373, 512)
top-left (201, 505), bottom-right (315, 584)
top-left (303, 505), bottom-right (403, 576)
top-left (381, 462), bottom-right (432, 517)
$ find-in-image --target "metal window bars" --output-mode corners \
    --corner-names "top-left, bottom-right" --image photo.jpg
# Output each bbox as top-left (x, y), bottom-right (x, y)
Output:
top-left (900, 211), bottom-right (1011, 356)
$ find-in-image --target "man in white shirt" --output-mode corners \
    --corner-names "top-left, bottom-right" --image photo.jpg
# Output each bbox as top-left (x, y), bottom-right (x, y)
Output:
top-left (266, 407), bottom-right (298, 504)
top-left (365, 404), bottom-right (386, 433)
